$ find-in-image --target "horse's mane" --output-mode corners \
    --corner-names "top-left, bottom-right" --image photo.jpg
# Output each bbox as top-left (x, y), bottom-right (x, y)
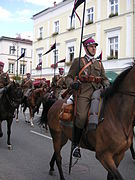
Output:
top-left (101, 66), bottom-right (133, 101)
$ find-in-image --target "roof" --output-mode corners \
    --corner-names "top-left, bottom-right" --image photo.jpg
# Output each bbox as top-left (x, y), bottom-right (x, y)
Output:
top-left (0, 36), bottom-right (32, 45)
top-left (32, 0), bottom-right (73, 20)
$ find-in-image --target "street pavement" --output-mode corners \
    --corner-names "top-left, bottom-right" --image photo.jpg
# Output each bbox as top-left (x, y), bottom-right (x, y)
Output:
top-left (0, 108), bottom-right (135, 180)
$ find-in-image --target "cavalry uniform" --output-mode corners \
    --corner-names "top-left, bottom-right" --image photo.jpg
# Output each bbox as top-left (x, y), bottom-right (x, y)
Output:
top-left (66, 55), bottom-right (109, 129)
top-left (21, 73), bottom-right (33, 97)
top-left (51, 74), bottom-right (67, 99)
top-left (65, 37), bottom-right (109, 159)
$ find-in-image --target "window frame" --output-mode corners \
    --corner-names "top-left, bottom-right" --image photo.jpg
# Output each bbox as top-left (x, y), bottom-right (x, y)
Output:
top-left (39, 26), bottom-right (43, 39)
top-left (108, 36), bottom-right (118, 58)
top-left (54, 20), bottom-right (59, 33)
top-left (9, 46), bottom-right (16, 55)
top-left (8, 63), bottom-right (14, 74)
top-left (20, 64), bottom-right (26, 75)
top-left (108, 0), bottom-right (119, 17)
top-left (68, 46), bottom-right (74, 62)
top-left (68, 14), bottom-right (75, 29)
top-left (21, 48), bottom-right (26, 57)
top-left (106, 29), bottom-right (120, 60)
top-left (86, 7), bottom-right (94, 23)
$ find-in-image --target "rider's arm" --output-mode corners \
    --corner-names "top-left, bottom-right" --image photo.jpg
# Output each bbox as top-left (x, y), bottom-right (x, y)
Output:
top-left (65, 58), bottom-right (79, 88)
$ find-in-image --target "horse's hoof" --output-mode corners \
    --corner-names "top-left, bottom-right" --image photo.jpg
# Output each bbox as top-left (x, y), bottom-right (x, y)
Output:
top-left (49, 170), bottom-right (54, 176)
top-left (8, 145), bottom-right (12, 150)
top-left (0, 132), bottom-right (3, 137)
top-left (16, 119), bottom-right (19, 122)
top-left (132, 155), bottom-right (135, 160)
top-left (31, 123), bottom-right (34, 127)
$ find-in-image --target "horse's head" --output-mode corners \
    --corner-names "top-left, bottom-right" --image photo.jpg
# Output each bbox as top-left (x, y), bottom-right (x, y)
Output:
top-left (6, 81), bottom-right (23, 108)
top-left (0, 73), bottom-right (10, 86)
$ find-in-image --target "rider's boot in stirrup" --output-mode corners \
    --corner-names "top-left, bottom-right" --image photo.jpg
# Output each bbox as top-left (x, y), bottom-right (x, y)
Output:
top-left (72, 125), bottom-right (83, 159)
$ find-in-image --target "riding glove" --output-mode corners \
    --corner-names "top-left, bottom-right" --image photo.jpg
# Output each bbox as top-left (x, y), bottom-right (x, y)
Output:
top-left (71, 80), bottom-right (81, 91)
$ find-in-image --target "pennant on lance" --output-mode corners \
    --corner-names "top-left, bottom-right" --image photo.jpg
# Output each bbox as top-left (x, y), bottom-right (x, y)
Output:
top-left (42, 42), bottom-right (56, 56)
top-left (71, 0), bottom-right (85, 25)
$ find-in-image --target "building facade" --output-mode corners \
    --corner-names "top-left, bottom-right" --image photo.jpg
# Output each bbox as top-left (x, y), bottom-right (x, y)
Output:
top-left (32, 0), bottom-right (135, 80)
top-left (0, 36), bottom-right (32, 80)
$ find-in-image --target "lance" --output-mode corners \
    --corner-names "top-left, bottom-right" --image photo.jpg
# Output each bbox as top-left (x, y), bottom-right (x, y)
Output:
top-left (69, 0), bottom-right (86, 175)
top-left (54, 40), bottom-right (56, 77)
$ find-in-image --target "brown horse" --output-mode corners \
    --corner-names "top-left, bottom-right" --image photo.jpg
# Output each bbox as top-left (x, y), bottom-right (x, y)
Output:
top-left (46, 64), bottom-right (135, 180)
top-left (23, 87), bottom-right (46, 127)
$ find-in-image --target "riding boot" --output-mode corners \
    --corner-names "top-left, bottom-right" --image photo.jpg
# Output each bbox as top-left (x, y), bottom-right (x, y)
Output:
top-left (72, 125), bottom-right (83, 158)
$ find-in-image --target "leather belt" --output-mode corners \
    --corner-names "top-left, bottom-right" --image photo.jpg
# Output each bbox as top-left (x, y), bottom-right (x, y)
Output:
top-left (79, 75), bottom-right (102, 83)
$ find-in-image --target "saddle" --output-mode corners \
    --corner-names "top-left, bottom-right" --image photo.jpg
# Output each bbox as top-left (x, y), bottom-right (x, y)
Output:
top-left (59, 94), bottom-right (104, 126)
top-left (59, 103), bottom-right (74, 121)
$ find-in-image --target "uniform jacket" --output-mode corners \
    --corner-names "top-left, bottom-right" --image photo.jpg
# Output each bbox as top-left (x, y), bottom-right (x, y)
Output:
top-left (21, 78), bottom-right (33, 89)
top-left (66, 56), bottom-right (109, 97)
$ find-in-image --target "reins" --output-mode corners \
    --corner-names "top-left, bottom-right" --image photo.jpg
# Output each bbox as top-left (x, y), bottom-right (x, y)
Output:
top-left (117, 91), bottom-right (135, 97)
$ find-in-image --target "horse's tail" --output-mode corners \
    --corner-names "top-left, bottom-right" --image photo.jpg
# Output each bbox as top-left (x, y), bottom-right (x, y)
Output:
top-left (39, 98), bottom-right (56, 125)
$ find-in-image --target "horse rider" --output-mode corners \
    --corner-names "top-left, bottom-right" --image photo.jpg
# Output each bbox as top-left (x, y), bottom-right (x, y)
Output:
top-left (0, 61), bottom-right (11, 97)
top-left (40, 78), bottom-right (48, 89)
top-left (21, 73), bottom-right (33, 97)
top-left (51, 68), bottom-right (67, 99)
top-left (65, 37), bottom-right (110, 158)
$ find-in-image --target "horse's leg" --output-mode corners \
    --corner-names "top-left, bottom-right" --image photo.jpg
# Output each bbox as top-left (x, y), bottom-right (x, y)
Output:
top-left (49, 152), bottom-right (56, 175)
top-left (49, 129), bottom-right (68, 180)
top-left (23, 106), bottom-right (29, 123)
top-left (130, 142), bottom-right (135, 160)
top-left (0, 121), bottom-right (3, 137)
top-left (96, 152), bottom-right (124, 180)
top-left (29, 108), bottom-right (34, 127)
top-left (7, 118), bottom-right (13, 149)
top-left (16, 107), bottom-right (19, 122)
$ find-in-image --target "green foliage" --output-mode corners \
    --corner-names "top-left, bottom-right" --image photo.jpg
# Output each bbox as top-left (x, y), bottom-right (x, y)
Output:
top-left (109, 12), bottom-right (118, 18)
top-left (52, 32), bottom-right (58, 37)
top-left (85, 20), bottom-right (93, 25)
top-left (107, 56), bottom-right (117, 60)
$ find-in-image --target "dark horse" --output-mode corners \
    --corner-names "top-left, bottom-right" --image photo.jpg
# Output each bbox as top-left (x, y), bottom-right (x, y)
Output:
top-left (44, 64), bottom-right (135, 180)
top-left (23, 87), bottom-right (46, 127)
top-left (0, 82), bottom-right (23, 149)
top-left (39, 92), bottom-right (57, 130)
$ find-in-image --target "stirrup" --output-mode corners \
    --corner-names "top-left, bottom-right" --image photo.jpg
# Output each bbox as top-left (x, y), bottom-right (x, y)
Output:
top-left (72, 146), bottom-right (81, 159)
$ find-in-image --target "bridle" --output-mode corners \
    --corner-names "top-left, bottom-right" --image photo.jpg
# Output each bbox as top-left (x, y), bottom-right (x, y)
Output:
top-left (5, 87), bottom-right (22, 109)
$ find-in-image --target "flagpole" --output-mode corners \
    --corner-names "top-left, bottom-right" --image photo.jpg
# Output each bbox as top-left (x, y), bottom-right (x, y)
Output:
top-left (54, 41), bottom-right (56, 77)
top-left (69, 0), bottom-right (86, 175)
top-left (77, 0), bottom-right (86, 76)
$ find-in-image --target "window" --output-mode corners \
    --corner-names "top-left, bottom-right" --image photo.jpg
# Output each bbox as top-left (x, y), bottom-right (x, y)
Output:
top-left (20, 64), bottom-right (26, 75)
top-left (54, 21), bottom-right (59, 33)
top-left (39, 27), bottom-right (43, 39)
top-left (8, 63), bottom-right (14, 74)
top-left (53, 49), bottom-right (58, 63)
top-left (68, 46), bottom-right (74, 62)
top-left (110, 0), bottom-right (118, 14)
top-left (108, 36), bottom-right (118, 58)
top-left (9, 46), bottom-right (16, 55)
top-left (87, 7), bottom-right (94, 23)
top-left (69, 14), bottom-right (75, 29)
top-left (38, 53), bottom-right (42, 65)
top-left (21, 48), bottom-right (26, 56)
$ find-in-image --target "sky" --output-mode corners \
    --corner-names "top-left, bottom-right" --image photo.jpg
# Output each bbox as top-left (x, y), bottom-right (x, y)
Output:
top-left (0, 0), bottom-right (62, 40)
